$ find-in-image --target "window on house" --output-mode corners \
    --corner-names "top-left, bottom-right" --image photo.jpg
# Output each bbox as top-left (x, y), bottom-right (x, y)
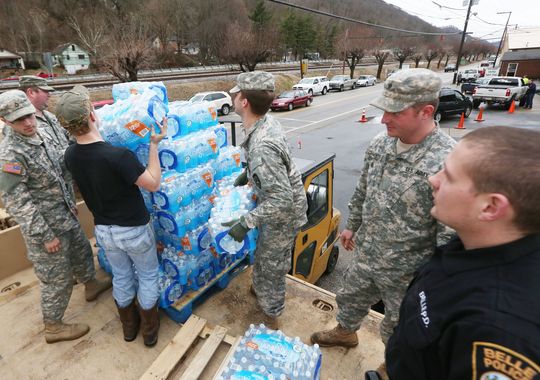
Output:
top-left (506, 63), bottom-right (518, 77)
top-left (71, 45), bottom-right (75, 51)
top-left (78, 54), bottom-right (85, 60)
top-left (66, 55), bottom-right (70, 60)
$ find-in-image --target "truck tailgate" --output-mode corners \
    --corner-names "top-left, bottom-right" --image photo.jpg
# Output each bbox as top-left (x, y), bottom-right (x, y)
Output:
top-left (0, 256), bottom-right (384, 379)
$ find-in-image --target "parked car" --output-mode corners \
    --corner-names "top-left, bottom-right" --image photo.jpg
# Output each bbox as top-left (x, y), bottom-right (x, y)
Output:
top-left (472, 76), bottom-right (528, 109)
top-left (458, 69), bottom-right (481, 83)
top-left (189, 91), bottom-right (233, 115)
top-left (444, 64), bottom-right (457, 72)
top-left (328, 75), bottom-right (356, 91)
top-left (434, 88), bottom-right (473, 122)
top-left (460, 77), bottom-right (490, 95)
top-left (36, 72), bottom-right (59, 79)
top-left (292, 76), bottom-right (329, 95)
top-left (271, 90), bottom-right (313, 111)
top-left (92, 99), bottom-right (114, 109)
top-left (356, 75), bottom-right (376, 87)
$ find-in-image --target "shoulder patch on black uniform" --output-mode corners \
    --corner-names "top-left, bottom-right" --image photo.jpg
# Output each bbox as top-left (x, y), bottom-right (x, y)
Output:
top-left (472, 342), bottom-right (539, 380)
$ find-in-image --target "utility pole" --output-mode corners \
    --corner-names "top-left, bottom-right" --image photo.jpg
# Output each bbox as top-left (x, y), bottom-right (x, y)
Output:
top-left (493, 11), bottom-right (512, 68)
top-left (453, 0), bottom-right (474, 84)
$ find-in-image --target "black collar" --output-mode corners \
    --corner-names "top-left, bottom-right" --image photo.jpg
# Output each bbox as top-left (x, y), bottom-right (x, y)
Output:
top-left (440, 234), bottom-right (540, 275)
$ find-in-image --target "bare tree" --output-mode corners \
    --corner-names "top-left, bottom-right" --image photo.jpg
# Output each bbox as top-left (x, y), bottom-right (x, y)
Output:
top-left (424, 49), bottom-right (439, 69)
top-left (337, 26), bottom-right (374, 78)
top-left (101, 14), bottom-right (153, 81)
top-left (412, 53), bottom-right (422, 68)
top-left (394, 46), bottom-right (415, 69)
top-left (373, 50), bottom-right (390, 79)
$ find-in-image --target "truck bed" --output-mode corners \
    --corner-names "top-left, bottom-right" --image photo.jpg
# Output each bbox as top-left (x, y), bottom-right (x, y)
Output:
top-left (0, 252), bottom-right (384, 379)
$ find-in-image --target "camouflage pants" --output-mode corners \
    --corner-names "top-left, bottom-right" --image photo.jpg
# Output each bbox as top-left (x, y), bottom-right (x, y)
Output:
top-left (252, 224), bottom-right (297, 317)
top-left (336, 247), bottom-right (414, 345)
top-left (28, 227), bottom-right (95, 323)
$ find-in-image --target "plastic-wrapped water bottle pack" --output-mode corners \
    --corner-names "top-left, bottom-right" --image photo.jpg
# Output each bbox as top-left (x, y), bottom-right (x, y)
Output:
top-left (218, 324), bottom-right (322, 380)
top-left (112, 81), bottom-right (168, 104)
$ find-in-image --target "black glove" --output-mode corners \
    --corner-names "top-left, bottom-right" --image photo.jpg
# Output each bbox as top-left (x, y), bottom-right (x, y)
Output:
top-left (222, 216), bottom-right (250, 242)
top-left (234, 170), bottom-right (248, 187)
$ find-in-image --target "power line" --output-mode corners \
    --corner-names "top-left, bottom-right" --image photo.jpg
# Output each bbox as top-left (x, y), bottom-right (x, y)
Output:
top-left (266, 0), bottom-right (462, 36)
top-left (471, 14), bottom-right (506, 26)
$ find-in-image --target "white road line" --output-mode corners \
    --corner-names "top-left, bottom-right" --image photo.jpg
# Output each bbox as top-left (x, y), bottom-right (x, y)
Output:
top-left (285, 105), bottom-right (379, 134)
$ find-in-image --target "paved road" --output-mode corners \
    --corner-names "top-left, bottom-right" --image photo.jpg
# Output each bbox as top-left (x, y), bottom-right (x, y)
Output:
top-left (225, 68), bottom-right (539, 292)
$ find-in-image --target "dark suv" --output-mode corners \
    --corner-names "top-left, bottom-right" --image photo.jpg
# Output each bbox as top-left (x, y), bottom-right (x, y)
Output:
top-left (434, 88), bottom-right (473, 122)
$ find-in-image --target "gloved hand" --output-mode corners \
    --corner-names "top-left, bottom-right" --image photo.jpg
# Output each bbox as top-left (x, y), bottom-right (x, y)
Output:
top-left (234, 170), bottom-right (248, 187)
top-left (222, 216), bottom-right (250, 242)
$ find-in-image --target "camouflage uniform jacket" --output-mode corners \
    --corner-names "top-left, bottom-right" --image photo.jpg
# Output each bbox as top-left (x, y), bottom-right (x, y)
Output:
top-left (0, 130), bottom-right (78, 244)
top-left (346, 127), bottom-right (456, 267)
top-left (36, 110), bottom-right (70, 153)
top-left (241, 114), bottom-right (308, 229)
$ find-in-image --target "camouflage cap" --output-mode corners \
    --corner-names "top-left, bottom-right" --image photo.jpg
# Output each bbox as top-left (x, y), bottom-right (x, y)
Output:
top-left (370, 68), bottom-right (442, 113)
top-left (0, 90), bottom-right (36, 122)
top-left (230, 71), bottom-right (275, 93)
top-left (55, 85), bottom-right (91, 128)
top-left (18, 75), bottom-right (55, 91)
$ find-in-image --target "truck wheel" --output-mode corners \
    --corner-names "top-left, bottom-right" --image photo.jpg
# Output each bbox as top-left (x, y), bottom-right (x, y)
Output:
top-left (325, 246), bottom-right (339, 275)
top-left (473, 100), bottom-right (481, 109)
top-left (505, 96), bottom-right (516, 110)
top-left (308, 89), bottom-right (313, 96)
top-left (339, 85), bottom-right (344, 92)
top-left (321, 87), bottom-right (328, 95)
top-left (221, 104), bottom-right (230, 115)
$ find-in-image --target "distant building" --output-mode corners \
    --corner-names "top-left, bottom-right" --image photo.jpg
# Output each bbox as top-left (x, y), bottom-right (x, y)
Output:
top-left (0, 49), bottom-right (25, 70)
top-left (53, 43), bottom-right (91, 75)
top-left (500, 27), bottom-right (540, 79)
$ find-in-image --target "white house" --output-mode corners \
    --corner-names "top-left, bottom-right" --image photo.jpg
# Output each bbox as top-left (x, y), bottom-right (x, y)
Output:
top-left (53, 43), bottom-right (91, 74)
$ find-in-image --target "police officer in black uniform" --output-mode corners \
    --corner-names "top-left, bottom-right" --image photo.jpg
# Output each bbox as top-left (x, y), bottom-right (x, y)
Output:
top-left (385, 126), bottom-right (540, 380)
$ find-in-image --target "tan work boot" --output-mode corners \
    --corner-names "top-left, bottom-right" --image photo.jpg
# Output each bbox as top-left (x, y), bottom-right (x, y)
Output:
top-left (85, 277), bottom-right (112, 301)
top-left (261, 314), bottom-right (279, 330)
top-left (310, 324), bottom-right (359, 347)
top-left (377, 362), bottom-right (389, 380)
top-left (44, 321), bottom-right (90, 344)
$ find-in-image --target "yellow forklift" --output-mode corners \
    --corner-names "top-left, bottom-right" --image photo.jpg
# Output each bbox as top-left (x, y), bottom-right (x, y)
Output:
top-left (291, 154), bottom-right (341, 284)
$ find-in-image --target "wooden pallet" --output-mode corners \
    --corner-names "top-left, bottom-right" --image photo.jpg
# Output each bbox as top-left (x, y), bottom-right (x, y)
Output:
top-left (140, 314), bottom-right (240, 380)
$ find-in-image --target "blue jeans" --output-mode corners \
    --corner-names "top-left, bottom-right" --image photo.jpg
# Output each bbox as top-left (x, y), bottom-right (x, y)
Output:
top-left (95, 223), bottom-right (159, 309)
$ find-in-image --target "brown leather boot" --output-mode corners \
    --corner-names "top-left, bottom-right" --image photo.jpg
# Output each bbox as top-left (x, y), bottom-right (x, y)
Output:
top-left (115, 300), bottom-right (140, 342)
top-left (84, 278), bottom-right (112, 301)
top-left (310, 324), bottom-right (359, 347)
top-left (44, 321), bottom-right (90, 344)
top-left (139, 303), bottom-right (160, 347)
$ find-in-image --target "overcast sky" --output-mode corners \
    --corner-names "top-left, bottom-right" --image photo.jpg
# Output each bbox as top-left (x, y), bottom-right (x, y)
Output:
top-left (382, 0), bottom-right (539, 42)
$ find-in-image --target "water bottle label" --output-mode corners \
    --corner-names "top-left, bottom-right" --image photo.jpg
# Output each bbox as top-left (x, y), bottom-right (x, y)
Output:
top-left (201, 172), bottom-right (213, 187)
top-left (124, 120), bottom-right (150, 137)
top-left (250, 335), bottom-right (301, 363)
top-left (181, 236), bottom-right (192, 251)
top-left (233, 153), bottom-right (241, 166)
top-left (207, 138), bottom-right (218, 153)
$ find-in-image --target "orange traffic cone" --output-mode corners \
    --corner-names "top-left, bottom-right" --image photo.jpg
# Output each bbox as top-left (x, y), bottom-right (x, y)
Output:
top-left (454, 112), bottom-right (466, 129)
top-left (475, 107), bottom-right (485, 122)
top-left (297, 139), bottom-right (302, 149)
top-left (508, 100), bottom-right (516, 114)
top-left (359, 108), bottom-right (368, 123)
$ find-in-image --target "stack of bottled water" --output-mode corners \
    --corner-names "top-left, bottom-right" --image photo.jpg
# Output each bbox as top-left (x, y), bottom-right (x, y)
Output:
top-left (94, 82), bottom-right (258, 309)
top-left (112, 81), bottom-right (168, 104)
top-left (208, 184), bottom-right (257, 255)
top-left (96, 91), bottom-right (168, 152)
top-left (218, 324), bottom-right (322, 380)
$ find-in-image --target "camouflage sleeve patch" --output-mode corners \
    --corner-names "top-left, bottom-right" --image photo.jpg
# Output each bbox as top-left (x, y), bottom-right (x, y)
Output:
top-left (2, 161), bottom-right (23, 175)
top-left (0, 161), bottom-right (24, 193)
top-left (472, 342), bottom-right (539, 380)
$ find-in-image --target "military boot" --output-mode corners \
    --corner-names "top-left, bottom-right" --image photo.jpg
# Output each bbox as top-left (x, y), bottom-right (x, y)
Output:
top-left (261, 314), bottom-right (279, 330)
top-left (84, 277), bottom-right (112, 302)
top-left (139, 303), bottom-right (160, 347)
top-left (44, 321), bottom-right (90, 344)
top-left (310, 324), bottom-right (359, 347)
top-left (116, 300), bottom-right (140, 342)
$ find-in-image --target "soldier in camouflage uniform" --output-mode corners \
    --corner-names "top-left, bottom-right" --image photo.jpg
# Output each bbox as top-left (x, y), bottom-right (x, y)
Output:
top-left (311, 69), bottom-right (456, 354)
top-left (224, 71), bottom-right (308, 329)
top-left (0, 90), bottom-right (111, 344)
top-left (19, 75), bottom-right (70, 152)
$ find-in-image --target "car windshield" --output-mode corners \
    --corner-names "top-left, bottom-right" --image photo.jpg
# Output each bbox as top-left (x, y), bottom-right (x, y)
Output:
top-left (358, 76), bottom-right (368, 79)
top-left (465, 70), bottom-right (476, 74)
top-left (489, 78), bottom-right (520, 86)
top-left (331, 76), bottom-right (347, 81)
top-left (190, 95), bottom-right (205, 102)
top-left (299, 78), bottom-right (314, 84)
top-left (278, 91), bottom-right (295, 99)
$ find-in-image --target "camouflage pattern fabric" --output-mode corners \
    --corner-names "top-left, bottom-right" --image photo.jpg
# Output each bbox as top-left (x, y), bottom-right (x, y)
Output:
top-left (336, 128), bottom-right (456, 344)
top-left (36, 110), bottom-right (70, 153)
top-left (230, 71), bottom-right (275, 93)
top-left (241, 114), bottom-right (308, 316)
top-left (19, 75), bottom-right (55, 91)
top-left (0, 128), bottom-right (94, 323)
top-left (370, 68), bottom-right (442, 113)
top-left (29, 227), bottom-right (95, 322)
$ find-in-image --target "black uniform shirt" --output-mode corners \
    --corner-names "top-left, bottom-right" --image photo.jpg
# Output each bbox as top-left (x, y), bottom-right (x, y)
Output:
top-left (386, 235), bottom-right (540, 380)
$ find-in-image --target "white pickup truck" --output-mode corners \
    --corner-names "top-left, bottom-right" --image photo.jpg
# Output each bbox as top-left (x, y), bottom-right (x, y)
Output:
top-left (292, 76), bottom-right (329, 95)
top-left (472, 76), bottom-right (528, 109)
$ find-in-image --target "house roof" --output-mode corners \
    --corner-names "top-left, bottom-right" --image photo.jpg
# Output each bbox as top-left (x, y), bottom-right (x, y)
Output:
top-left (507, 27), bottom-right (540, 50)
top-left (501, 48), bottom-right (540, 61)
top-left (53, 43), bottom-right (88, 55)
top-left (0, 49), bottom-right (21, 59)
